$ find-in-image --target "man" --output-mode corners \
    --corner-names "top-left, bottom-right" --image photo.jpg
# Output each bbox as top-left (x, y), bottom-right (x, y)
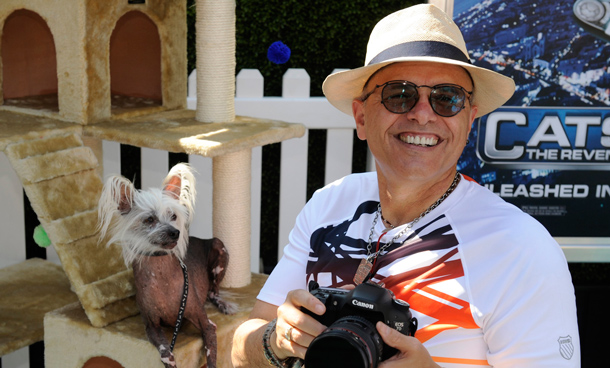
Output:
top-left (232, 4), bottom-right (580, 367)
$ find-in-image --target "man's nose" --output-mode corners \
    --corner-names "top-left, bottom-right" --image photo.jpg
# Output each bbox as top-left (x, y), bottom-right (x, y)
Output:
top-left (405, 90), bottom-right (437, 124)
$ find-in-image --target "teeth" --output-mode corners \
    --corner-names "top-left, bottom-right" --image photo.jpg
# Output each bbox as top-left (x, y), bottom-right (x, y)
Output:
top-left (402, 135), bottom-right (438, 147)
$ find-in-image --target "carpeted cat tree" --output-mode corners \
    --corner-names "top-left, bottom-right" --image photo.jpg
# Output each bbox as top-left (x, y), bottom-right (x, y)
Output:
top-left (0, 0), bottom-right (304, 367)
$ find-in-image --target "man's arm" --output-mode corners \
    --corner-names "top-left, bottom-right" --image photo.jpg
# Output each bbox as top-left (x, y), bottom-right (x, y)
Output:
top-left (232, 300), bottom-right (278, 368)
top-left (232, 290), bottom-right (327, 368)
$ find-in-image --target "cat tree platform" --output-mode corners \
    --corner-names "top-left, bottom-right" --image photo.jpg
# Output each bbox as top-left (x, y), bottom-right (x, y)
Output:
top-left (0, 108), bottom-right (305, 159)
top-left (0, 110), bottom-right (81, 151)
top-left (85, 108), bottom-right (305, 158)
top-left (0, 258), bottom-right (78, 356)
top-left (44, 273), bottom-right (267, 368)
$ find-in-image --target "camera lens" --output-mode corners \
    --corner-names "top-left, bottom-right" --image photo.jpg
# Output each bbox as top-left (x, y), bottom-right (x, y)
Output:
top-left (304, 316), bottom-right (383, 368)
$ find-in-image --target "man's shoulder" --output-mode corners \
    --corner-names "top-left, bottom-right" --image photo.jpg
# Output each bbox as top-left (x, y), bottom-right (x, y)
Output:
top-left (304, 172), bottom-right (379, 222)
top-left (457, 177), bottom-right (524, 214)
top-left (327, 171), bottom-right (377, 186)
top-left (313, 172), bottom-right (378, 197)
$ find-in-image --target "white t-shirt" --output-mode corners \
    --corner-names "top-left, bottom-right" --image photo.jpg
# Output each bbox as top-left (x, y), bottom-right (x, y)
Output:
top-left (258, 172), bottom-right (580, 367)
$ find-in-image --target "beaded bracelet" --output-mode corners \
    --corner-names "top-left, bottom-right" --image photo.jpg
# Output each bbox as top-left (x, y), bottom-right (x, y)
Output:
top-left (262, 318), bottom-right (300, 368)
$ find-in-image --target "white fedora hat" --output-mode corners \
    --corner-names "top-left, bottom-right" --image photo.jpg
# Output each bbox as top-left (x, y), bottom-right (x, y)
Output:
top-left (322, 4), bottom-right (515, 118)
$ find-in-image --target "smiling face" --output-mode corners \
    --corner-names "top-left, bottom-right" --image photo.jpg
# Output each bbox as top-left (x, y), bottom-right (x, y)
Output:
top-left (352, 62), bottom-right (478, 187)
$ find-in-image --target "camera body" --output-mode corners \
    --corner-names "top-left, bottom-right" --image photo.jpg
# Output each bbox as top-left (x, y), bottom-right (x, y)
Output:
top-left (302, 281), bottom-right (417, 368)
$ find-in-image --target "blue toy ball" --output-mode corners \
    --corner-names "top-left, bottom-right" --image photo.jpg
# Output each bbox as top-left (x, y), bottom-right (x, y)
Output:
top-left (267, 41), bottom-right (291, 64)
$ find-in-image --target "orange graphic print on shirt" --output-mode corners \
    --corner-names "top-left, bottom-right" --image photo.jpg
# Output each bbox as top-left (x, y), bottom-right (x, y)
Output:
top-left (381, 247), bottom-right (479, 343)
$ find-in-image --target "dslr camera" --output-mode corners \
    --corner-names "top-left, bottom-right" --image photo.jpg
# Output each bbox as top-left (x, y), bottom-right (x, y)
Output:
top-left (302, 281), bottom-right (418, 368)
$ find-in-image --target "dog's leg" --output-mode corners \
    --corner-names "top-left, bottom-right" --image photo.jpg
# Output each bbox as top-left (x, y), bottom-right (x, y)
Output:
top-left (144, 320), bottom-right (176, 368)
top-left (193, 316), bottom-right (218, 368)
top-left (206, 238), bottom-right (237, 314)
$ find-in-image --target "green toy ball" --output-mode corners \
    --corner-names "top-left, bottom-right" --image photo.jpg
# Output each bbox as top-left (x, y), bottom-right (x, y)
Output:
top-left (34, 224), bottom-right (52, 248)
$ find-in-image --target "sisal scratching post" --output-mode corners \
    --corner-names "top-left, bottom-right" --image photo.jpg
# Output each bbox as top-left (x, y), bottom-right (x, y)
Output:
top-left (212, 150), bottom-right (252, 288)
top-left (196, 0), bottom-right (235, 122)
top-left (196, 0), bottom-right (251, 287)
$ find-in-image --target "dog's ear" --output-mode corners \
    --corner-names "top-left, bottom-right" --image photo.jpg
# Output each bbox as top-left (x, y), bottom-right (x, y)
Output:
top-left (117, 182), bottom-right (134, 215)
top-left (163, 164), bottom-right (196, 205)
top-left (163, 175), bottom-right (182, 200)
top-left (100, 175), bottom-right (135, 215)
top-left (97, 175), bottom-right (136, 243)
top-left (163, 164), bottom-right (196, 226)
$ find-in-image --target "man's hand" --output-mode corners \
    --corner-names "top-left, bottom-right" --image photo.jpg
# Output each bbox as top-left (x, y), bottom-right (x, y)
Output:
top-left (272, 289), bottom-right (327, 360)
top-left (377, 322), bottom-right (441, 368)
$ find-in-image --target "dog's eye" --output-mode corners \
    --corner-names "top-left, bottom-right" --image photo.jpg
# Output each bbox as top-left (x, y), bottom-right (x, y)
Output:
top-left (170, 213), bottom-right (177, 221)
top-left (144, 216), bottom-right (155, 224)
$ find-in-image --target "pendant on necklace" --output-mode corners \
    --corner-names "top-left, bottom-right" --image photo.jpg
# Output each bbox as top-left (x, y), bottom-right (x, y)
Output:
top-left (354, 258), bottom-right (373, 285)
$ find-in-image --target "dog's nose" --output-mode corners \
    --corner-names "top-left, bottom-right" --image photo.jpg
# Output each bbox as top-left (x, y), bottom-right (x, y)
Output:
top-left (169, 229), bottom-right (180, 240)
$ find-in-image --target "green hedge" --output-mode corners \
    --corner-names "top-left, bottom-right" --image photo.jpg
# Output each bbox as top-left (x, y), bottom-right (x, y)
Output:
top-left (187, 0), bottom-right (421, 96)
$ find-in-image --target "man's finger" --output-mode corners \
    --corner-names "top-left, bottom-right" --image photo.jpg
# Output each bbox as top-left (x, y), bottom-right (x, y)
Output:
top-left (377, 321), bottom-right (405, 349)
top-left (286, 289), bottom-right (325, 315)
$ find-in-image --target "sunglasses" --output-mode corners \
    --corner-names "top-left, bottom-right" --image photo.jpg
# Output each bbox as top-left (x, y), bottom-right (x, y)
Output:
top-left (361, 81), bottom-right (473, 117)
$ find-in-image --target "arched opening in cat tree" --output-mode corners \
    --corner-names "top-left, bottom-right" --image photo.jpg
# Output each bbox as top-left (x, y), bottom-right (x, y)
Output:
top-left (1, 9), bottom-right (59, 112)
top-left (82, 356), bottom-right (125, 368)
top-left (110, 10), bottom-right (162, 114)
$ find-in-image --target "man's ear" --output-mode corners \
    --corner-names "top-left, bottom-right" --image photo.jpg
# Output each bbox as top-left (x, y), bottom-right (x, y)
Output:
top-left (352, 99), bottom-right (367, 141)
top-left (467, 105), bottom-right (478, 137)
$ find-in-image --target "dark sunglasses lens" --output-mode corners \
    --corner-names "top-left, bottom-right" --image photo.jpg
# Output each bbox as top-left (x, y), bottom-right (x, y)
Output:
top-left (381, 83), bottom-right (418, 113)
top-left (430, 86), bottom-right (466, 117)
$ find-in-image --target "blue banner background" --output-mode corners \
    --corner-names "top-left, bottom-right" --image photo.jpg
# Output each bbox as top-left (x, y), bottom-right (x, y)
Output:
top-left (454, 0), bottom-right (610, 236)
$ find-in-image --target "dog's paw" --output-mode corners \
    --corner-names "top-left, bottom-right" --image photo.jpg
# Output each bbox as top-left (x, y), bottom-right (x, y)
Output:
top-left (161, 355), bottom-right (176, 368)
top-left (159, 347), bottom-right (176, 367)
top-left (208, 291), bottom-right (238, 314)
top-left (215, 299), bottom-right (238, 314)
top-left (221, 300), bottom-right (238, 314)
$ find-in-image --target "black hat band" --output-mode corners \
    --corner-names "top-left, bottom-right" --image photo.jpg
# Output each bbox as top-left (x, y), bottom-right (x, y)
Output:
top-left (367, 40), bottom-right (471, 66)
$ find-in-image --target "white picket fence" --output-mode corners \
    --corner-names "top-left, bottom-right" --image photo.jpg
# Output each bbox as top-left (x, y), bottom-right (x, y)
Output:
top-left (1, 67), bottom-right (609, 273)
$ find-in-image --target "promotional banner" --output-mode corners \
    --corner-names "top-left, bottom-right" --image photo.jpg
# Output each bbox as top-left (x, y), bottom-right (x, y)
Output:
top-left (454, 0), bottom-right (610, 236)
